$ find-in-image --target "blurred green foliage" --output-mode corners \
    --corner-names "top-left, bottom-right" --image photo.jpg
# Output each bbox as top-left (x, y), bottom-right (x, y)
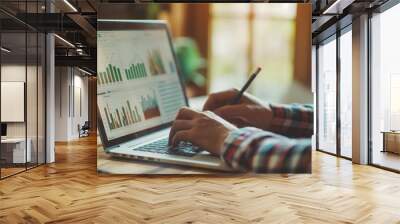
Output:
top-left (174, 37), bottom-right (206, 87)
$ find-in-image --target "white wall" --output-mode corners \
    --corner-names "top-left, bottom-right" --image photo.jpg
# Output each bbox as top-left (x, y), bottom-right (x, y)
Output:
top-left (1, 65), bottom-right (37, 137)
top-left (1, 65), bottom-right (26, 139)
top-left (70, 73), bottom-right (89, 139)
top-left (55, 67), bottom-right (69, 141)
top-left (54, 67), bottom-right (89, 141)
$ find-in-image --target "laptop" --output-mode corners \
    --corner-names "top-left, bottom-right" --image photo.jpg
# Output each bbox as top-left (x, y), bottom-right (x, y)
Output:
top-left (97, 20), bottom-right (231, 171)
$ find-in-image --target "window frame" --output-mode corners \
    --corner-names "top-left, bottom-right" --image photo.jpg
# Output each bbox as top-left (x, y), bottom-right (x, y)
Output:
top-left (314, 20), bottom-right (352, 160)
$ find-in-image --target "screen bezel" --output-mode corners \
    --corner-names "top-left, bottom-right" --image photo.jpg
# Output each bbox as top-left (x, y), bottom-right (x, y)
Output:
top-left (97, 20), bottom-right (189, 148)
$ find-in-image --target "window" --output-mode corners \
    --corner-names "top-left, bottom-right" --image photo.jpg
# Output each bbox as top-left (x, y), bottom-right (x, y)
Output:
top-left (209, 4), bottom-right (250, 93)
top-left (316, 24), bottom-right (353, 159)
top-left (317, 37), bottom-right (337, 154)
top-left (209, 4), bottom-right (297, 103)
top-left (370, 2), bottom-right (400, 171)
top-left (339, 29), bottom-right (352, 158)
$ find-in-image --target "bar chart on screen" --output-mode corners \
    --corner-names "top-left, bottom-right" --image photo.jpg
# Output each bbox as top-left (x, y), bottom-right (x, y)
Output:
top-left (125, 63), bottom-right (148, 80)
top-left (141, 91), bottom-right (161, 120)
top-left (100, 89), bottom-right (162, 132)
top-left (148, 49), bottom-right (166, 76)
top-left (98, 30), bottom-right (176, 89)
top-left (98, 62), bottom-right (149, 86)
top-left (103, 100), bottom-right (143, 130)
top-left (98, 64), bottom-right (124, 86)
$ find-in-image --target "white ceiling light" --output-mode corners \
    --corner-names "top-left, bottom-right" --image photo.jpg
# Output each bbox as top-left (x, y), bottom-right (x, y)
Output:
top-left (323, 0), bottom-right (355, 15)
top-left (54, 34), bottom-right (75, 48)
top-left (63, 0), bottom-right (78, 12)
top-left (1, 47), bottom-right (11, 53)
top-left (78, 67), bottom-right (93, 76)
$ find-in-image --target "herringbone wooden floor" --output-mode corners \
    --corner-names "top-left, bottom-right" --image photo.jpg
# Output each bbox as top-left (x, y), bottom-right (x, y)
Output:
top-left (1, 136), bottom-right (400, 224)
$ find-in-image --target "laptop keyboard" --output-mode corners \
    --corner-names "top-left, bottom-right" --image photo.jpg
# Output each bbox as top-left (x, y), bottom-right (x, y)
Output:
top-left (133, 138), bottom-right (203, 157)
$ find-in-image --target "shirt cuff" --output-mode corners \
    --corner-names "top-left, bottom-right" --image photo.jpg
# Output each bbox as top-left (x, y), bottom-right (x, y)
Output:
top-left (269, 103), bottom-right (314, 138)
top-left (220, 127), bottom-right (272, 171)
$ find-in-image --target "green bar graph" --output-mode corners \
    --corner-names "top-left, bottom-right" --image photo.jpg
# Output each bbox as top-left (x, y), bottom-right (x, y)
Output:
top-left (98, 64), bottom-right (125, 85)
top-left (112, 65), bottom-right (118, 81)
top-left (98, 62), bottom-right (149, 85)
top-left (101, 72), bottom-right (105, 84)
top-left (134, 66), bottom-right (138, 79)
top-left (117, 67), bottom-right (122, 81)
top-left (104, 72), bottom-right (108, 84)
top-left (106, 66), bottom-right (113, 82)
top-left (124, 63), bottom-right (147, 80)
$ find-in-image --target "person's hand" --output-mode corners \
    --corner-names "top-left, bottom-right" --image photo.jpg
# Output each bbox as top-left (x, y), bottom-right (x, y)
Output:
top-left (202, 89), bottom-right (273, 130)
top-left (168, 107), bottom-right (237, 156)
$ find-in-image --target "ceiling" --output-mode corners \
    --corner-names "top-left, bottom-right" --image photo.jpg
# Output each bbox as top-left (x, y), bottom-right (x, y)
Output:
top-left (0, 0), bottom-right (97, 73)
top-left (1, 0), bottom-right (394, 73)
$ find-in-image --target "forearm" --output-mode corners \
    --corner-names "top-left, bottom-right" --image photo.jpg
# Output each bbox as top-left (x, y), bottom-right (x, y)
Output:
top-left (268, 103), bottom-right (314, 138)
top-left (221, 127), bottom-right (311, 173)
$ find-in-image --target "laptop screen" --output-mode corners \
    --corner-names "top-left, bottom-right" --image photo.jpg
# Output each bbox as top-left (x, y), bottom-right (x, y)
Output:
top-left (97, 21), bottom-right (187, 143)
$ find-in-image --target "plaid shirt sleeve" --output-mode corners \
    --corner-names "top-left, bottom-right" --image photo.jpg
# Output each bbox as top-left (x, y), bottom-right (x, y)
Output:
top-left (221, 127), bottom-right (311, 173)
top-left (269, 103), bottom-right (314, 138)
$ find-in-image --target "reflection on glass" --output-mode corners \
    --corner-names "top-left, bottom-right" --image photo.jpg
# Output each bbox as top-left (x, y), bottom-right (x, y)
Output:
top-left (340, 30), bottom-right (352, 158)
top-left (318, 38), bottom-right (337, 154)
top-left (371, 3), bottom-right (400, 171)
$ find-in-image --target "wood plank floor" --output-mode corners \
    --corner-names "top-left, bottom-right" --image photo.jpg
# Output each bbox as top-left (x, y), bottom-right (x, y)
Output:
top-left (0, 135), bottom-right (400, 224)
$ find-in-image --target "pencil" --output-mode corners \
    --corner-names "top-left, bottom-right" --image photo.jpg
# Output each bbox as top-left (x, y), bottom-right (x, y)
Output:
top-left (229, 67), bottom-right (262, 105)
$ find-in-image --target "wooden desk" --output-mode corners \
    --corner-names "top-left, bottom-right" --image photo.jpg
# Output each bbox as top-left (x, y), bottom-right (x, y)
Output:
top-left (97, 96), bottom-right (225, 174)
top-left (382, 131), bottom-right (400, 154)
top-left (1, 137), bottom-right (32, 166)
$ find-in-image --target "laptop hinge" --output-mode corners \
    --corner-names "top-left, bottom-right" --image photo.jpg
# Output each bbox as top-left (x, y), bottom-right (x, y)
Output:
top-left (105, 144), bottom-right (120, 152)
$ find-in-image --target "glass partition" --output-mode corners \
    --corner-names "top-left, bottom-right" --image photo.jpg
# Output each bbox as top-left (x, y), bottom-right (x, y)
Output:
top-left (0, 1), bottom-right (46, 179)
top-left (317, 36), bottom-right (337, 154)
top-left (370, 3), bottom-right (400, 171)
top-left (1, 30), bottom-right (28, 178)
